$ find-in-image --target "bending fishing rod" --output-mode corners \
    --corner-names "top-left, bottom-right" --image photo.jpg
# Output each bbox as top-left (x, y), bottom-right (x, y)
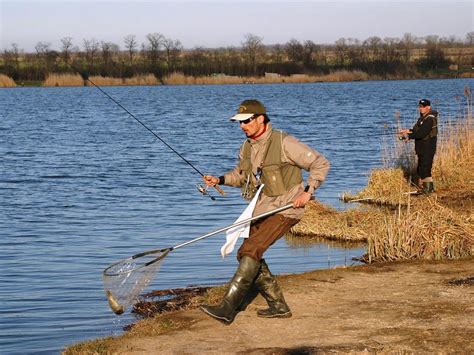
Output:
top-left (50, 51), bottom-right (225, 200)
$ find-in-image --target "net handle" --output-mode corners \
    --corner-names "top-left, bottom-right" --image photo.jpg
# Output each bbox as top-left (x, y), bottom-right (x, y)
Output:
top-left (103, 198), bottom-right (312, 276)
top-left (173, 200), bottom-right (306, 251)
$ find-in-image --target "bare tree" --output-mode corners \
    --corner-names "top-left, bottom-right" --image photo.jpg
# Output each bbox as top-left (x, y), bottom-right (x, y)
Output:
top-left (162, 37), bottom-right (183, 72)
top-left (35, 41), bottom-right (51, 58)
top-left (285, 39), bottom-right (303, 63)
top-left (124, 34), bottom-right (138, 65)
top-left (363, 36), bottom-right (382, 61)
top-left (60, 37), bottom-right (74, 62)
top-left (100, 41), bottom-right (119, 74)
top-left (400, 33), bottom-right (416, 63)
top-left (303, 40), bottom-right (319, 66)
top-left (335, 38), bottom-right (348, 66)
top-left (83, 38), bottom-right (100, 68)
top-left (145, 33), bottom-right (164, 67)
top-left (242, 33), bottom-right (264, 74)
top-left (466, 32), bottom-right (474, 46)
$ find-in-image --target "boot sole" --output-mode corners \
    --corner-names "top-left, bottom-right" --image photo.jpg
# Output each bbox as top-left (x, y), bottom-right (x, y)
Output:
top-left (199, 306), bottom-right (233, 325)
top-left (257, 311), bottom-right (292, 319)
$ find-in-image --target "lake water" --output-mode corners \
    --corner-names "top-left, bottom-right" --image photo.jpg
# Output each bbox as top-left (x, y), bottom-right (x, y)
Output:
top-left (0, 78), bottom-right (472, 354)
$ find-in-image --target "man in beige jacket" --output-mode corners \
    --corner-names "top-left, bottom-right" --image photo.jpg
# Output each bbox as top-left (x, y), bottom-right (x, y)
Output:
top-left (201, 99), bottom-right (330, 325)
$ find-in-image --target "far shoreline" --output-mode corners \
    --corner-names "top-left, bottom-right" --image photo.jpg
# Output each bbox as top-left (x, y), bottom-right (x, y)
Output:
top-left (1, 70), bottom-right (472, 88)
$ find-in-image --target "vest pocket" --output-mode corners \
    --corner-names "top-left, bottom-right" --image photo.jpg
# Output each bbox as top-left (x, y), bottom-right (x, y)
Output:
top-left (261, 164), bottom-right (286, 197)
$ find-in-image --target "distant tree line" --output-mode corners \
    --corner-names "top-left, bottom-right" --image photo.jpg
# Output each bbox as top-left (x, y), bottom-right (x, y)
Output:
top-left (1, 32), bottom-right (473, 82)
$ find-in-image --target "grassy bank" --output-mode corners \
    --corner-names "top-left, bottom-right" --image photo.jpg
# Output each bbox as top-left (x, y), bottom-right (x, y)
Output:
top-left (293, 88), bottom-right (473, 262)
top-left (62, 92), bottom-right (473, 354)
top-left (0, 74), bottom-right (16, 87)
top-left (42, 73), bottom-right (160, 87)
top-left (163, 70), bottom-right (370, 85)
top-left (2, 69), bottom-right (472, 88)
top-left (5, 70), bottom-right (372, 88)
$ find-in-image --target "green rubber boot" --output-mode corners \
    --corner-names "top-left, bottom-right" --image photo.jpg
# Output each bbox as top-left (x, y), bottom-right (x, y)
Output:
top-left (423, 182), bottom-right (435, 193)
top-left (200, 256), bottom-right (260, 325)
top-left (255, 259), bottom-right (292, 318)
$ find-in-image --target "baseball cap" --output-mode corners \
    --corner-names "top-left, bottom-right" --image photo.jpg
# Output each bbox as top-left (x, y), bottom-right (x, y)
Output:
top-left (229, 99), bottom-right (266, 121)
top-left (418, 99), bottom-right (431, 107)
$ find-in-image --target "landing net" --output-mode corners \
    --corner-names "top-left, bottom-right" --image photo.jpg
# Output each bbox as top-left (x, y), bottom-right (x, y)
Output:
top-left (103, 249), bottom-right (169, 314)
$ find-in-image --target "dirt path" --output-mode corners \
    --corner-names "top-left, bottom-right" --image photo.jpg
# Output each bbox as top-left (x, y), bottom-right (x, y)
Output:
top-left (111, 258), bottom-right (473, 354)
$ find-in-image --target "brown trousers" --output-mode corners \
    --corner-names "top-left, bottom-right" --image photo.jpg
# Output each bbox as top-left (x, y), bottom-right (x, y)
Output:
top-left (237, 214), bottom-right (299, 261)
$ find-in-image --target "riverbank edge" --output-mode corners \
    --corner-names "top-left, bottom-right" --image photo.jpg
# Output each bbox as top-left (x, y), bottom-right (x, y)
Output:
top-left (2, 70), bottom-right (473, 88)
top-left (63, 256), bottom-right (474, 354)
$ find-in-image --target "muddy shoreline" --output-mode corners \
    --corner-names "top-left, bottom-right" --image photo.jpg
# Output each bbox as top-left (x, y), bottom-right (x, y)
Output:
top-left (64, 257), bottom-right (474, 354)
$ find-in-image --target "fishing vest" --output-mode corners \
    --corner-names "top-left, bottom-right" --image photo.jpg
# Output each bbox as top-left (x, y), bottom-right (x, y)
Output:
top-left (240, 130), bottom-right (303, 200)
top-left (414, 112), bottom-right (438, 140)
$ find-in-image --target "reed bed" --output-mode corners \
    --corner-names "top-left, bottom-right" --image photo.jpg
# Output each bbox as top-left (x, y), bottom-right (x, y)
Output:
top-left (86, 76), bottom-right (124, 86)
top-left (0, 74), bottom-right (17, 87)
top-left (163, 70), bottom-right (369, 85)
top-left (343, 95), bottom-right (473, 206)
top-left (290, 200), bottom-right (384, 242)
top-left (123, 74), bottom-right (159, 86)
top-left (43, 74), bottom-right (84, 87)
top-left (42, 73), bottom-right (159, 87)
top-left (367, 198), bottom-right (473, 263)
top-left (299, 91), bottom-right (473, 262)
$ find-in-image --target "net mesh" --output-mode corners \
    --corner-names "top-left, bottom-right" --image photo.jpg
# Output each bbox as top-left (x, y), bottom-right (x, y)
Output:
top-left (103, 251), bottom-right (168, 314)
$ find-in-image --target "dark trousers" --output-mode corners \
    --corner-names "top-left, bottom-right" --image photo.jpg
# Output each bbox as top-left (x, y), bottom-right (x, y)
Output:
top-left (417, 153), bottom-right (435, 179)
top-left (415, 137), bottom-right (437, 179)
top-left (237, 214), bottom-right (299, 261)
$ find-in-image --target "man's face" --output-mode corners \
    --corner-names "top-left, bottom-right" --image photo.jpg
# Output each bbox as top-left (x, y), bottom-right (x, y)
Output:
top-left (419, 105), bottom-right (430, 115)
top-left (240, 115), bottom-right (264, 137)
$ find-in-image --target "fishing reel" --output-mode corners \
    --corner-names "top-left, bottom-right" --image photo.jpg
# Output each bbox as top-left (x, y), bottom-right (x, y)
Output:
top-left (196, 183), bottom-right (216, 201)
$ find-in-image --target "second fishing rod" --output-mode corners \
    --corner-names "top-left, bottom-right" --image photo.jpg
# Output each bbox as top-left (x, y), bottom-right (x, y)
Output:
top-left (53, 51), bottom-right (225, 200)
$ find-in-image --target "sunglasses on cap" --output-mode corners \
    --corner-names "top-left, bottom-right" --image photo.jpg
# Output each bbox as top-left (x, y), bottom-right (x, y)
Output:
top-left (239, 114), bottom-right (259, 125)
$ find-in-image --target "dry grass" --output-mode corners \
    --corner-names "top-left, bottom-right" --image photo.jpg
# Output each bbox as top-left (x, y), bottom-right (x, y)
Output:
top-left (332, 88), bottom-right (474, 262)
top-left (367, 198), bottom-right (473, 263)
top-left (124, 74), bottom-right (159, 86)
top-left (291, 200), bottom-right (382, 242)
top-left (345, 91), bottom-right (473, 206)
top-left (86, 75), bottom-right (124, 86)
top-left (43, 74), bottom-right (84, 87)
top-left (163, 70), bottom-right (369, 85)
top-left (42, 73), bottom-right (159, 87)
top-left (0, 74), bottom-right (17, 87)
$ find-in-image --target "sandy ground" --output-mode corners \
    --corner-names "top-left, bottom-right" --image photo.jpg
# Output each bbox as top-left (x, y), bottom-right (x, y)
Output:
top-left (111, 257), bottom-right (473, 354)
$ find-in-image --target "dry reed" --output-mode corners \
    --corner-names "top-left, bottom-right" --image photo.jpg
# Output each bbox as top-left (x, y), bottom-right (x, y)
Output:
top-left (123, 74), bottom-right (159, 86)
top-left (86, 76), bottom-right (124, 86)
top-left (300, 91), bottom-right (473, 262)
top-left (43, 74), bottom-right (84, 87)
top-left (344, 93), bottom-right (473, 206)
top-left (367, 197), bottom-right (473, 263)
top-left (0, 74), bottom-right (17, 87)
top-left (290, 200), bottom-right (384, 242)
top-left (163, 70), bottom-right (369, 85)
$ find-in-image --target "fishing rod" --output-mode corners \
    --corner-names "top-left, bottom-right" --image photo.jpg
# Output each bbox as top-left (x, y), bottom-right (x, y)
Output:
top-left (50, 51), bottom-right (225, 200)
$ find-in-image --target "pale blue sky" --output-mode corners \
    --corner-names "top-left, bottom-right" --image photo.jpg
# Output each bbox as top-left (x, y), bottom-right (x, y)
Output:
top-left (1, 1), bottom-right (472, 52)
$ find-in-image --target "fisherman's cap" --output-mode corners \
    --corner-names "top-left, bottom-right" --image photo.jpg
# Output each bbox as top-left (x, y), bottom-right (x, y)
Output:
top-left (418, 99), bottom-right (431, 107)
top-left (230, 99), bottom-right (266, 121)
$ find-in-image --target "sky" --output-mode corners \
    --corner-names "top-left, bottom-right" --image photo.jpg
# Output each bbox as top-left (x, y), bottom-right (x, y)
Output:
top-left (1, 0), bottom-right (473, 52)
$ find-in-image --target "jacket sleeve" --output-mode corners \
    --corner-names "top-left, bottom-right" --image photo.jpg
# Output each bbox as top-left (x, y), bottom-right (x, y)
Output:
top-left (408, 116), bottom-right (434, 140)
top-left (282, 135), bottom-right (330, 192)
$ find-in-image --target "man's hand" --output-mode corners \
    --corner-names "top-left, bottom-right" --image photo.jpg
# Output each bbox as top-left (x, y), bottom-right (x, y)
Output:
top-left (203, 175), bottom-right (219, 187)
top-left (293, 191), bottom-right (312, 208)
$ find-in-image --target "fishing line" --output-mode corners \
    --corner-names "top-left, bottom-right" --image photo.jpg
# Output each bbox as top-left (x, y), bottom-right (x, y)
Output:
top-left (51, 51), bottom-right (225, 198)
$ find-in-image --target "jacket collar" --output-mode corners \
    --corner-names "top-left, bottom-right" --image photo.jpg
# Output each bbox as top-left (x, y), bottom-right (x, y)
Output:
top-left (247, 123), bottom-right (273, 145)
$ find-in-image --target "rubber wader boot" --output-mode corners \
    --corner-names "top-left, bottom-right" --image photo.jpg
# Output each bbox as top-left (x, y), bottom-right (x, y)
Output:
top-left (200, 256), bottom-right (260, 325)
top-left (255, 259), bottom-right (292, 318)
top-left (417, 181), bottom-right (435, 194)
